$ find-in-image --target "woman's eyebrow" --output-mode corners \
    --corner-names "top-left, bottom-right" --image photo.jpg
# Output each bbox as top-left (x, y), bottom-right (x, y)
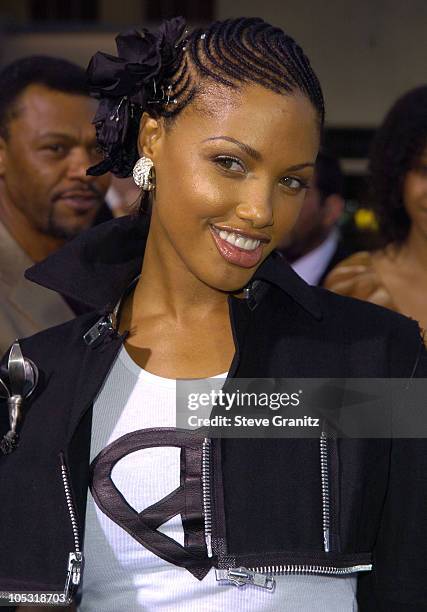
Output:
top-left (202, 136), bottom-right (315, 171)
top-left (202, 136), bottom-right (262, 161)
top-left (286, 162), bottom-right (315, 171)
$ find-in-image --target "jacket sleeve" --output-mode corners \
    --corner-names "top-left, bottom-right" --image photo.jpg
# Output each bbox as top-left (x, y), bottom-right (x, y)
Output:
top-left (358, 333), bottom-right (427, 611)
top-left (0, 346), bottom-right (11, 439)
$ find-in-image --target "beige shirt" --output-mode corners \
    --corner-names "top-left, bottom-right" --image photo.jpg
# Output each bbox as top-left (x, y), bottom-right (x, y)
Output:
top-left (0, 221), bottom-right (74, 354)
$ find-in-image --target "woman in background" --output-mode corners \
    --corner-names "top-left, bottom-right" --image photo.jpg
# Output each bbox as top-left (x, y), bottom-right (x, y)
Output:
top-left (324, 86), bottom-right (427, 338)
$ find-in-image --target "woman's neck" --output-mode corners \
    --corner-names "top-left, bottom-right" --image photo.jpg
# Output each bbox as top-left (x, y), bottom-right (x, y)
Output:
top-left (393, 226), bottom-right (427, 273)
top-left (131, 230), bottom-right (232, 325)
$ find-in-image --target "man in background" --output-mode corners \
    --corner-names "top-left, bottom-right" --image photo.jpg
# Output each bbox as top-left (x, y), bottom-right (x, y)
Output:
top-left (279, 152), bottom-right (348, 285)
top-left (0, 56), bottom-right (111, 353)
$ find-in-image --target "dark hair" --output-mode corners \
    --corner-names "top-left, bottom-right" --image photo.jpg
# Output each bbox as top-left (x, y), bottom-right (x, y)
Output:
top-left (87, 17), bottom-right (325, 179)
top-left (369, 85), bottom-right (427, 244)
top-left (315, 151), bottom-right (343, 201)
top-left (0, 55), bottom-right (89, 138)
top-left (167, 19), bottom-right (324, 122)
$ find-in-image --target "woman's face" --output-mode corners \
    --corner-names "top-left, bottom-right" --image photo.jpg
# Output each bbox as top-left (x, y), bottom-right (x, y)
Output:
top-left (403, 146), bottom-right (427, 239)
top-left (141, 83), bottom-right (320, 292)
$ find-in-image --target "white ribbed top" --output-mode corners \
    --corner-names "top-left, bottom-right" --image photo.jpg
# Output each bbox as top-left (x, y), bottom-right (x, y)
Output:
top-left (78, 347), bottom-right (358, 611)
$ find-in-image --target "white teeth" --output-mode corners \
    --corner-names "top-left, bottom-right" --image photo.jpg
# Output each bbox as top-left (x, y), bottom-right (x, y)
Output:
top-left (214, 227), bottom-right (261, 251)
top-left (244, 238), bottom-right (259, 250)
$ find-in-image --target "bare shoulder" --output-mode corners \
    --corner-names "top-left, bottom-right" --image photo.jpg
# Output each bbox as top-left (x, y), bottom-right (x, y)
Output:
top-left (323, 250), bottom-right (396, 309)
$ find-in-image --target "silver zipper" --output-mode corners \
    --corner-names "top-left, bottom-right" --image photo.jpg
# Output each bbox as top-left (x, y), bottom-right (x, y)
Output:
top-left (83, 276), bottom-right (140, 346)
top-left (216, 567), bottom-right (275, 590)
top-left (64, 552), bottom-right (83, 602)
top-left (202, 437), bottom-right (213, 557)
top-left (61, 459), bottom-right (84, 602)
top-left (247, 563), bottom-right (372, 575)
top-left (216, 562), bottom-right (372, 589)
top-left (83, 314), bottom-right (115, 346)
top-left (320, 431), bottom-right (330, 552)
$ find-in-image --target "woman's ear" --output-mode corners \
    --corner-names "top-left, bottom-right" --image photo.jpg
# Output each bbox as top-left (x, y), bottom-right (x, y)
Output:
top-left (137, 113), bottom-right (164, 160)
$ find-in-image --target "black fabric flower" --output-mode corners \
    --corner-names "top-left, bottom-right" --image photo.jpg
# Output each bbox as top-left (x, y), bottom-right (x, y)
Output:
top-left (87, 16), bottom-right (186, 177)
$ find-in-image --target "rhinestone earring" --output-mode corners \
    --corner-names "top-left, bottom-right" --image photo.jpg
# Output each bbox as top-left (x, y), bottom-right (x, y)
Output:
top-left (133, 156), bottom-right (156, 191)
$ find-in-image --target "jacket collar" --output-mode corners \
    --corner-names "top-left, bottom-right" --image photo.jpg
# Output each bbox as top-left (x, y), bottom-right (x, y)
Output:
top-left (25, 215), bottom-right (322, 320)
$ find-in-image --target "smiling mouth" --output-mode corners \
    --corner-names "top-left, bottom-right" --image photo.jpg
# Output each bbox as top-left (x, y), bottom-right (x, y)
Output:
top-left (212, 225), bottom-right (270, 249)
top-left (210, 225), bottom-right (268, 268)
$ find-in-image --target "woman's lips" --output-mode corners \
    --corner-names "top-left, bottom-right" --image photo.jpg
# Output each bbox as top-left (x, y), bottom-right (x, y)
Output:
top-left (210, 226), bottom-right (265, 268)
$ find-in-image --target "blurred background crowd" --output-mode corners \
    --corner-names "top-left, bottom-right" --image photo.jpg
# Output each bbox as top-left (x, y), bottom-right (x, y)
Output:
top-left (0, 0), bottom-right (426, 352)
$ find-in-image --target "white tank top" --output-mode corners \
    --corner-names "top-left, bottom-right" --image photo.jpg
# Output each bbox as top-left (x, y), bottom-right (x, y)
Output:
top-left (78, 347), bottom-right (358, 611)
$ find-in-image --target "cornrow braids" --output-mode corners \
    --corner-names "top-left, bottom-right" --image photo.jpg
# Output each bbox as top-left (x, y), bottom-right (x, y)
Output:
top-left (87, 17), bottom-right (324, 179)
top-left (164, 18), bottom-right (324, 124)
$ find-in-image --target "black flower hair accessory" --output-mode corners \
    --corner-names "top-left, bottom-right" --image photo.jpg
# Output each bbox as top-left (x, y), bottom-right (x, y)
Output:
top-left (86, 16), bottom-right (187, 177)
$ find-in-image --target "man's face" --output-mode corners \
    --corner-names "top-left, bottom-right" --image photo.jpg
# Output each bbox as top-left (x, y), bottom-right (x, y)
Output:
top-left (279, 170), bottom-right (343, 261)
top-left (0, 84), bottom-right (111, 239)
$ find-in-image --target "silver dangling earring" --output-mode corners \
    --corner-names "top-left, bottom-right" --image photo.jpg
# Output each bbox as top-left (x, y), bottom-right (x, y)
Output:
top-left (133, 156), bottom-right (156, 191)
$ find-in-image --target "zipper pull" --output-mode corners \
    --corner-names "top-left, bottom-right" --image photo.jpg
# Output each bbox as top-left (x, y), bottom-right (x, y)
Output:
top-left (63, 552), bottom-right (83, 602)
top-left (83, 315), bottom-right (114, 346)
top-left (215, 567), bottom-right (275, 591)
top-left (205, 533), bottom-right (213, 558)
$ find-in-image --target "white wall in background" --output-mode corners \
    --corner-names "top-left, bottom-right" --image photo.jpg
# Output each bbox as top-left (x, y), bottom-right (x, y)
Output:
top-left (1, 0), bottom-right (425, 127)
top-left (216, 0), bottom-right (427, 126)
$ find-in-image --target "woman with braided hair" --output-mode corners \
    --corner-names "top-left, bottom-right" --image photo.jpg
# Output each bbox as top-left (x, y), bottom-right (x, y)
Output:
top-left (1, 17), bottom-right (427, 612)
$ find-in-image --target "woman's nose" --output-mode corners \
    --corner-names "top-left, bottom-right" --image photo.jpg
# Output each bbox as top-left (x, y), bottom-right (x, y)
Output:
top-left (235, 184), bottom-right (274, 228)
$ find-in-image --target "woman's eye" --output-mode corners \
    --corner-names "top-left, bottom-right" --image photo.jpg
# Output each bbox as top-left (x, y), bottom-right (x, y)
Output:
top-left (280, 176), bottom-right (308, 192)
top-left (214, 156), bottom-right (246, 173)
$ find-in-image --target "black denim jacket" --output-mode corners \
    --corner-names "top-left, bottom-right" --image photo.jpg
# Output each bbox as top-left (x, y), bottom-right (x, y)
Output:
top-left (1, 216), bottom-right (426, 611)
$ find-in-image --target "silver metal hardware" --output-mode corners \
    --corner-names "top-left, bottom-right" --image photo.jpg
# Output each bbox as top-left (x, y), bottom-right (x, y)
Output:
top-left (247, 563), bottom-right (372, 575)
top-left (0, 342), bottom-right (39, 454)
top-left (82, 275), bottom-right (140, 346)
top-left (320, 431), bottom-right (330, 552)
top-left (109, 96), bottom-right (127, 121)
top-left (202, 438), bottom-right (213, 557)
top-left (216, 561), bottom-right (371, 590)
top-left (61, 461), bottom-right (81, 553)
top-left (61, 459), bottom-right (83, 601)
top-left (83, 315), bottom-right (115, 346)
top-left (216, 567), bottom-right (275, 590)
top-left (63, 552), bottom-right (83, 603)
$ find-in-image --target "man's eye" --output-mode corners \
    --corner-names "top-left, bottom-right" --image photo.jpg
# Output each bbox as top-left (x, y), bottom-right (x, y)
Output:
top-left (280, 176), bottom-right (308, 192)
top-left (45, 144), bottom-right (66, 154)
top-left (215, 156), bottom-right (246, 173)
